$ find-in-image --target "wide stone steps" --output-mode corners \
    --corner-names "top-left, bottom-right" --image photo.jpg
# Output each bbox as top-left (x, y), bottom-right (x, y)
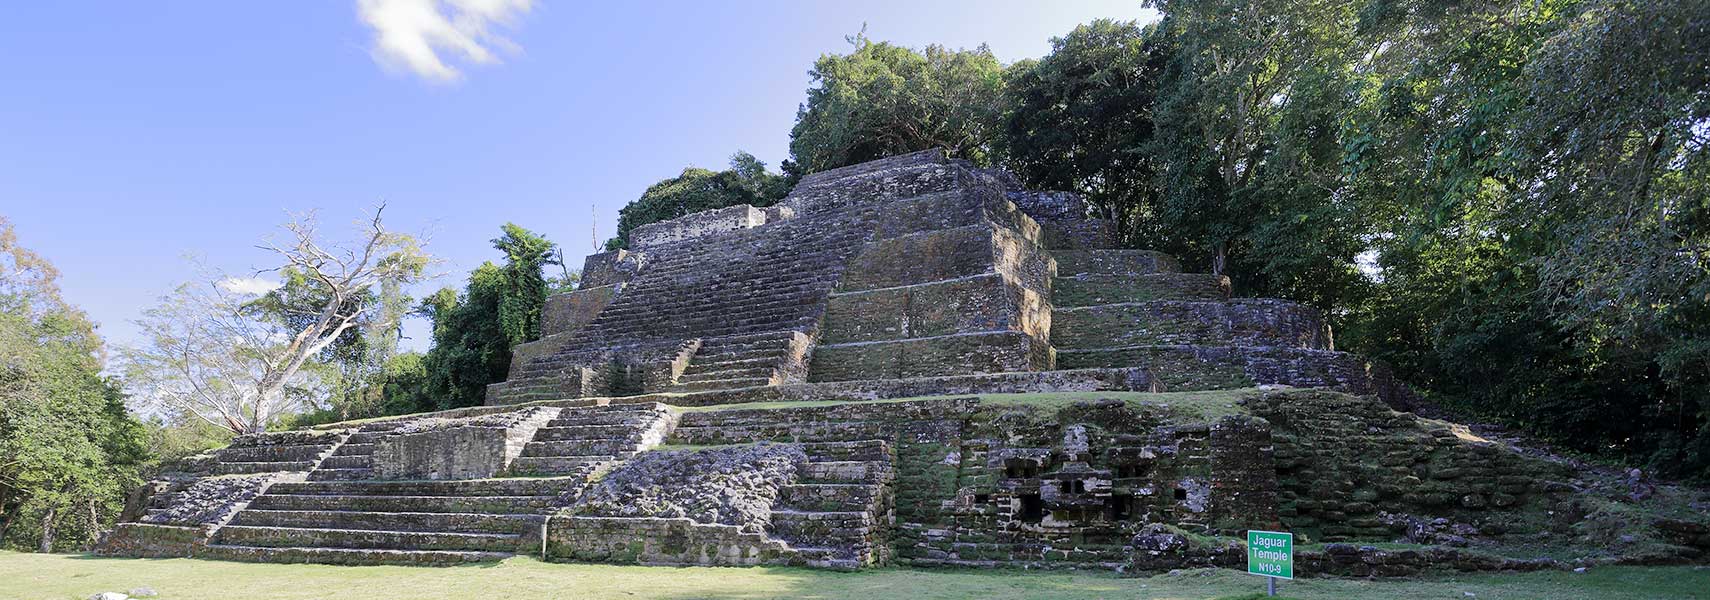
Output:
top-left (770, 510), bottom-right (875, 548)
top-left (228, 510), bottom-right (541, 534)
top-left (672, 421), bottom-right (891, 445)
top-left (684, 353), bottom-right (787, 373)
top-left (800, 461), bottom-right (893, 485)
top-left (506, 456), bottom-right (612, 477)
top-left (678, 366), bottom-right (775, 383)
top-left (200, 543), bottom-right (507, 566)
top-left (1053, 273), bottom-right (1231, 307)
top-left (673, 377), bottom-right (773, 392)
top-left (531, 424), bottom-right (637, 441)
top-left (307, 468), bottom-right (374, 481)
top-left (521, 439), bottom-right (641, 457)
top-left (333, 443), bottom-right (376, 456)
top-left (590, 278), bottom-right (827, 314)
top-left (780, 483), bottom-right (882, 512)
top-left (249, 494), bottom-right (558, 514)
top-left (621, 258), bottom-right (843, 284)
top-left (209, 461), bottom-right (316, 475)
top-left (215, 525), bottom-right (523, 553)
top-left (271, 478), bottom-right (577, 497)
top-left (594, 302), bottom-right (813, 331)
top-left (543, 413), bottom-right (658, 427)
top-left (511, 404), bottom-right (672, 475)
top-left (626, 258), bottom-right (848, 285)
top-left (543, 321), bottom-right (811, 359)
top-left (769, 442), bottom-right (893, 567)
top-left (576, 315), bottom-right (816, 345)
top-left (803, 440), bottom-right (892, 462)
top-left (319, 455), bottom-right (372, 470)
top-left (214, 445), bottom-right (332, 463)
top-left (596, 289), bottom-right (825, 320)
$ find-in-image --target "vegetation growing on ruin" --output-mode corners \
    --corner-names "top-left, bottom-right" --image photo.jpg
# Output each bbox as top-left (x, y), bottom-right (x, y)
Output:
top-left (605, 0), bottom-right (1710, 480)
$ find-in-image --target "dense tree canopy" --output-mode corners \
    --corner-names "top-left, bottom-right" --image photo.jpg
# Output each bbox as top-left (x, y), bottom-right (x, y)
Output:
top-left (788, 35), bottom-right (1006, 175)
top-left (1002, 20), bottom-right (1170, 245)
top-left (0, 217), bottom-right (149, 552)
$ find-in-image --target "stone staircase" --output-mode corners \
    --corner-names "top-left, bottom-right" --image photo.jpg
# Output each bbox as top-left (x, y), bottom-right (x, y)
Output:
top-left (203, 431), bottom-right (348, 476)
top-left (508, 404), bottom-right (676, 476)
top-left (671, 331), bottom-right (800, 392)
top-left (771, 440), bottom-right (896, 570)
top-left (307, 420), bottom-right (418, 482)
top-left (203, 478), bottom-right (569, 565)
top-left (490, 214), bottom-right (872, 404)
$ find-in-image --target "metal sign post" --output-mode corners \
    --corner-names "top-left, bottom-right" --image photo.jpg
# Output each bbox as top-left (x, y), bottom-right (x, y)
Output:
top-left (1247, 530), bottom-right (1294, 596)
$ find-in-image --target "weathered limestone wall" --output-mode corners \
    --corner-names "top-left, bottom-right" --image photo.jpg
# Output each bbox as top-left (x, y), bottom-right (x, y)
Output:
top-left (1053, 273), bottom-right (1232, 307)
top-left (908, 402), bottom-right (1272, 569)
top-left (810, 180), bottom-right (1057, 382)
top-left (1005, 190), bottom-right (1115, 250)
top-left (548, 516), bottom-right (794, 566)
top-left (1246, 389), bottom-right (1576, 541)
top-left (1053, 299), bottom-right (1332, 351)
top-left (629, 204), bottom-right (768, 249)
top-left (373, 408), bottom-right (557, 480)
top-left (579, 249), bottom-right (643, 288)
top-left (99, 523), bottom-right (211, 558)
top-left (507, 285), bottom-right (618, 379)
top-left (540, 285), bottom-right (617, 337)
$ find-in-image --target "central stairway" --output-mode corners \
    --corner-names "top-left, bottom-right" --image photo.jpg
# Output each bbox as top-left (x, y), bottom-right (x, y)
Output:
top-left (671, 331), bottom-right (800, 392)
top-left (205, 478), bottom-right (568, 565)
top-left (490, 211), bottom-right (874, 404)
top-left (508, 404), bottom-right (675, 476)
top-left (769, 440), bottom-right (896, 570)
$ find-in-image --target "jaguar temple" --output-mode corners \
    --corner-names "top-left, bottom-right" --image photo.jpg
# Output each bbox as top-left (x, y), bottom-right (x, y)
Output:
top-left (99, 150), bottom-right (1710, 574)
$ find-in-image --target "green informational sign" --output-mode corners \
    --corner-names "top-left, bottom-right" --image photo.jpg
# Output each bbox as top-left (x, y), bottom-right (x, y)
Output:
top-left (1247, 530), bottom-right (1294, 580)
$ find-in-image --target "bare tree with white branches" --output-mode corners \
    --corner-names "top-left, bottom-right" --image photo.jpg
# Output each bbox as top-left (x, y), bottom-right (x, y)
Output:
top-left (121, 206), bottom-right (431, 434)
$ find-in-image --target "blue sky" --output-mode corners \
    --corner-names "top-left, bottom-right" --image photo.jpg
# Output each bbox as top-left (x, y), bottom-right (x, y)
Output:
top-left (1, 1), bottom-right (1157, 352)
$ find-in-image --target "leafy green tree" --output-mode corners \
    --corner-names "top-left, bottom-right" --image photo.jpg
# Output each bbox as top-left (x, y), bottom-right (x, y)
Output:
top-left (788, 34), bottom-right (1006, 175)
top-left (606, 152), bottom-right (789, 249)
top-left (1131, 0), bottom-right (1370, 308)
top-left (1330, 0), bottom-right (1710, 476)
top-left (492, 223), bottom-right (558, 347)
top-left (414, 265), bottom-right (510, 411)
top-left (0, 217), bottom-right (149, 552)
top-left (1002, 19), bottom-right (1171, 245)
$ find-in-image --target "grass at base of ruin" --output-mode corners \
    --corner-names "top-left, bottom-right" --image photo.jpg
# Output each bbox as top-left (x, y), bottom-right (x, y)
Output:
top-left (5, 552), bottom-right (1706, 600)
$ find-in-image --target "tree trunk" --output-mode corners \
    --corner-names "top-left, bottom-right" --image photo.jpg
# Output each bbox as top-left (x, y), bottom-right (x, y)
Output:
top-left (38, 506), bottom-right (55, 553)
top-left (86, 499), bottom-right (101, 550)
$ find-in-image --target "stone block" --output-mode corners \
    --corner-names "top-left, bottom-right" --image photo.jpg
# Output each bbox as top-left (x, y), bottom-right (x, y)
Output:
top-left (579, 250), bottom-right (643, 288)
top-left (630, 204), bottom-right (766, 249)
top-left (1054, 250), bottom-right (1180, 277)
top-left (373, 408), bottom-right (556, 479)
top-left (540, 285), bottom-right (617, 337)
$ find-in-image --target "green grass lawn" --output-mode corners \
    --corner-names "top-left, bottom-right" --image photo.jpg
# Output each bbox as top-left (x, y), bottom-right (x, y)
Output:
top-left (4, 552), bottom-right (1706, 600)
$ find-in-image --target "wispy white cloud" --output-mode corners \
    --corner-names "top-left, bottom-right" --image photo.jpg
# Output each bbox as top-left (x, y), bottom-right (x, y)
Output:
top-left (357, 0), bottom-right (533, 83)
top-left (218, 276), bottom-right (282, 296)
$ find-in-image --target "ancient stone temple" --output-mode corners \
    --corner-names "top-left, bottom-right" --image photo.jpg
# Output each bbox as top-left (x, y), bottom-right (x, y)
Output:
top-left (101, 150), bottom-right (1669, 574)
